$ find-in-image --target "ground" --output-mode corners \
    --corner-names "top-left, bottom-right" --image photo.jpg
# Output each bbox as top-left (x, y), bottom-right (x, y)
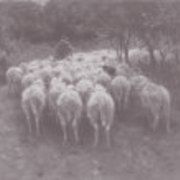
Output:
top-left (1, 83), bottom-right (180, 180)
top-left (1, 43), bottom-right (180, 180)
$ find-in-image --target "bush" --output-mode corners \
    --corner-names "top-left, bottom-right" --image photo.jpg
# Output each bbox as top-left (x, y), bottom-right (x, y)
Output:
top-left (54, 38), bottom-right (74, 60)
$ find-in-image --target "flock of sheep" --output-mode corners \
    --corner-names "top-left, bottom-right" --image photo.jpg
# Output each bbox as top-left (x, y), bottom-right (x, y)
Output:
top-left (5, 49), bottom-right (171, 147)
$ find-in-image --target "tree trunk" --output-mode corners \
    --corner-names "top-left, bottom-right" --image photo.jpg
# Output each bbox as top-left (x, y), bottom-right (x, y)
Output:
top-left (124, 45), bottom-right (129, 65)
top-left (147, 44), bottom-right (156, 69)
top-left (123, 30), bottom-right (131, 65)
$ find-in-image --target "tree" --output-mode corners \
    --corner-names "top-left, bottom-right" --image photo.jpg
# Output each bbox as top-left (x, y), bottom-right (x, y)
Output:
top-left (8, 1), bottom-right (47, 42)
top-left (94, 2), bottom-right (136, 63)
top-left (54, 38), bottom-right (73, 59)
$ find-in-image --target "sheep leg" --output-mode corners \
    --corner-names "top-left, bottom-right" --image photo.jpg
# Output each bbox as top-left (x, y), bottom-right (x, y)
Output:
top-left (93, 123), bottom-right (99, 147)
top-left (152, 115), bottom-right (159, 132)
top-left (57, 113), bottom-right (68, 145)
top-left (16, 83), bottom-right (20, 94)
top-left (26, 116), bottom-right (32, 134)
top-left (72, 119), bottom-right (79, 144)
top-left (166, 116), bottom-right (171, 133)
top-left (12, 83), bottom-right (16, 95)
top-left (165, 105), bottom-right (171, 133)
top-left (124, 91), bottom-right (130, 110)
top-left (55, 113), bottom-right (58, 124)
top-left (54, 107), bottom-right (59, 124)
top-left (60, 119), bottom-right (68, 146)
top-left (32, 105), bottom-right (40, 136)
top-left (8, 83), bottom-right (11, 94)
top-left (34, 114), bottom-right (40, 136)
top-left (14, 84), bottom-right (18, 95)
top-left (105, 125), bottom-right (111, 147)
top-left (116, 100), bottom-right (121, 118)
top-left (62, 124), bottom-right (67, 146)
top-left (22, 104), bottom-right (32, 134)
top-left (9, 82), bottom-right (13, 94)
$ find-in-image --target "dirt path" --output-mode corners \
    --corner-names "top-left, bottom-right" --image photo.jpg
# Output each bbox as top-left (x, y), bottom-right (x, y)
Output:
top-left (0, 85), bottom-right (180, 180)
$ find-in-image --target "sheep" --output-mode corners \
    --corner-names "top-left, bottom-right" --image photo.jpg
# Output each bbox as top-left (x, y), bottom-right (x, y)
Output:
top-left (60, 70), bottom-right (73, 85)
top-left (129, 48), bottom-right (150, 68)
top-left (73, 71), bottom-right (87, 83)
top-left (130, 74), bottom-right (151, 109)
top-left (40, 57), bottom-right (53, 68)
top-left (130, 75), bottom-right (150, 93)
top-left (94, 70), bottom-right (112, 91)
top-left (87, 84), bottom-right (115, 147)
top-left (139, 82), bottom-right (171, 132)
top-left (75, 79), bottom-right (94, 122)
top-left (76, 79), bottom-right (94, 104)
top-left (26, 60), bottom-right (41, 73)
top-left (19, 62), bottom-right (28, 74)
top-left (56, 86), bottom-right (83, 145)
top-left (52, 65), bottom-right (64, 77)
top-left (38, 66), bottom-right (53, 89)
top-left (6, 66), bottom-right (23, 95)
top-left (21, 72), bottom-right (40, 90)
top-left (116, 63), bottom-right (135, 78)
top-left (48, 77), bottom-right (66, 118)
top-left (153, 49), bottom-right (177, 67)
top-left (21, 79), bottom-right (46, 135)
top-left (111, 75), bottom-right (131, 115)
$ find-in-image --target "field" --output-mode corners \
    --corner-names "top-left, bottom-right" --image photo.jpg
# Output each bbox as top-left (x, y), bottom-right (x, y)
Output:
top-left (1, 43), bottom-right (180, 180)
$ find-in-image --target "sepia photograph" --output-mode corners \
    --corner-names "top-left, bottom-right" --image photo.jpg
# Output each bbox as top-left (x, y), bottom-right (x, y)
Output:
top-left (0, 0), bottom-right (180, 179)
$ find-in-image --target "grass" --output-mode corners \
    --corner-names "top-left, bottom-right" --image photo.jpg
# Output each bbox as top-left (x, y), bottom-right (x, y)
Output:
top-left (1, 83), bottom-right (180, 180)
top-left (1, 41), bottom-right (180, 179)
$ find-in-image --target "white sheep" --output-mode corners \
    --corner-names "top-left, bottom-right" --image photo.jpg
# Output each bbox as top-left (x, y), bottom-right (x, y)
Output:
top-left (129, 48), bottom-right (150, 68)
top-left (130, 75), bottom-right (150, 93)
top-left (94, 70), bottom-right (112, 91)
top-left (26, 60), bottom-right (41, 73)
top-left (116, 63), bottom-right (136, 77)
top-left (130, 74), bottom-right (151, 109)
top-left (19, 62), bottom-right (28, 75)
top-left (56, 86), bottom-right (83, 145)
top-left (21, 72), bottom-right (40, 90)
top-left (73, 71), bottom-right (86, 83)
top-left (21, 79), bottom-right (46, 135)
top-left (111, 75), bottom-right (131, 115)
top-left (139, 82), bottom-right (171, 132)
top-left (6, 66), bottom-right (23, 95)
top-left (87, 84), bottom-right (115, 147)
top-left (52, 65), bottom-right (63, 77)
top-left (38, 66), bottom-right (53, 89)
top-left (76, 79), bottom-right (94, 104)
top-left (60, 70), bottom-right (73, 85)
top-left (48, 77), bottom-right (66, 118)
top-left (153, 49), bottom-right (177, 67)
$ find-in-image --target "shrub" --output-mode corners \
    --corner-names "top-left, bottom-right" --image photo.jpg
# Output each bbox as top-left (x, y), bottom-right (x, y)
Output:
top-left (54, 38), bottom-right (73, 60)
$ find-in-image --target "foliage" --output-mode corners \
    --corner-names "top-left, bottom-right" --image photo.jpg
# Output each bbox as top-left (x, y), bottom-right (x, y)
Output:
top-left (0, 0), bottom-right (180, 65)
top-left (54, 38), bottom-right (73, 59)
